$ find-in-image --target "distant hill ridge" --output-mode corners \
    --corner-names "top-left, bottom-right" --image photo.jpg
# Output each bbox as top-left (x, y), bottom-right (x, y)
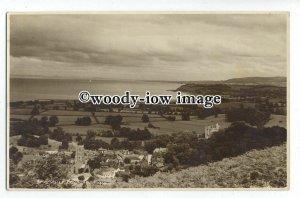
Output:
top-left (225, 76), bottom-right (286, 84)
top-left (177, 76), bottom-right (287, 87)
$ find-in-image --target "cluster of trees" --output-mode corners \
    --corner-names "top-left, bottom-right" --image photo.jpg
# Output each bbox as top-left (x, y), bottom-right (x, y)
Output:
top-left (110, 137), bottom-right (136, 150)
top-left (181, 112), bottom-right (190, 121)
top-left (160, 114), bottom-right (176, 121)
top-left (129, 164), bottom-right (159, 177)
top-left (161, 122), bottom-right (286, 168)
top-left (83, 131), bottom-right (110, 150)
top-left (9, 146), bottom-right (23, 164)
top-left (197, 108), bottom-right (220, 119)
top-left (38, 116), bottom-right (59, 127)
top-left (31, 105), bottom-right (40, 116)
top-left (101, 127), bottom-right (153, 141)
top-left (141, 114), bottom-right (149, 123)
top-left (104, 115), bottom-right (123, 130)
top-left (48, 127), bottom-right (72, 149)
top-left (226, 107), bottom-right (271, 128)
top-left (10, 117), bottom-right (53, 137)
top-left (142, 122), bottom-right (286, 169)
top-left (144, 134), bottom-right (174, 154)
top-left (83, 131), bottom-right (139, 151)
top-left (87, 152), bottom-right (158, 177)
top-left (202, 122), bottom-right (286, 161)
top-left (75, 116), bottom-right (92, 126)
top-left (256, 100), bottom-right (286, 115)
top-left (166, 115), bottom-right (176, 121)
top-left (119, 127), bottom-right (152, 141)
top-left (87, 153), bottom-right (112, 170)
top-left (49, 127), bottom-right (72, 142)
top-left (10, 116), bottom-right (59, 137)
top-left (14, 124), bottom-right (71, 149)
top-left (17, 134), bottom-right (48, 148)
top-left (84, 138), bottom-right (110, 150)
top-left (10, 153), bottom-right (70, 188)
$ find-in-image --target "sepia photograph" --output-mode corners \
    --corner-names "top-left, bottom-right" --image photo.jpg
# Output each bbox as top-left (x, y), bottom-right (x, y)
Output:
top-left (7, 13), bottom-right (288, 189)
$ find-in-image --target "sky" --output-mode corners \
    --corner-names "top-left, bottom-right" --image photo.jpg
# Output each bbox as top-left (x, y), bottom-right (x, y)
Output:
top-left (9, 14), bottom-right (288, 81)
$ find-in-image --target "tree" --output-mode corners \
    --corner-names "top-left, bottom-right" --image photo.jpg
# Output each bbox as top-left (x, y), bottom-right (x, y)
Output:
top-left (38, 134), bottom-right (48, 145)
top-left (17, 135), bottom-right (41, 148)
top-left (49, 116), bottom-right (59, 127)
top-left (226, 107), bottom-right (270, 128)
top-left (78, 175), bottom-right (85, 182)
top-left (181, 112), bottom-right (190, 121)
top-left (88, 176), bottom-right (95, 182)
top-left (87, 159), bottom-right (99, 171)
top-left (75, 116), bottom-right (92, 126)
top-left (31, 105), bottom-right (40, 116)
top-left (111, 137), bottom-right (120, 149)
top-left (247, 109), bottom-right (270, 128)
top-left (40, 116), bottom-right (49, 128)
top-left (9, 173), bottom-right (20, 187)
top-left (144, 141), bottom-right (158, 154)
top-left (76, 134), bottom-right (83, 143)
top-left (71, 151), bottom-right (75, 158)
top-left (60, 139), bottom-right (69, 150)
top-left (35, 154), bottom-right (68, 181)
top-left (86, 130), bottom-right (96, 140)
top-left (197, 108), bottom-right (218, 120)
top-left (61, 156), bottom-right (67, 164)
top-left (49, 127), bottom-right (65, 141)
top-left (9, 146), bottom-right (18, 158)
top-left (122, 174), bottom-right (129, 182)
top-left (9, 146), bottom-right (23, 164)
top-left (141, 114), bottom-right (150, 123)
top-left (124, 157), bottom-right (131, 164)
top-left (82, 182), bottom-right (87, 189)
top-left (104, 115), bottom-right (123, 130)
top-left (167, 116), bottom-right (176, 121)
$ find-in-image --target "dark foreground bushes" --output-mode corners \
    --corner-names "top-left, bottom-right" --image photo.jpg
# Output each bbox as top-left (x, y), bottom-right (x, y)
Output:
top-left (164, 122), bottom-right (286, 167)
top-left (202, 122), bottom-right (286, 162)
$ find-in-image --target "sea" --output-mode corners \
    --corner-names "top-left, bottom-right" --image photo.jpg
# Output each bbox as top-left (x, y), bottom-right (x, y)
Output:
top-left (9, 78), bottom-right (183, 102)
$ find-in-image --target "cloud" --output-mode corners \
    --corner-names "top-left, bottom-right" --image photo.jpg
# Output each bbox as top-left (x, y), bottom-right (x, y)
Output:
top-left (9, 14), bottom-right (287, 81)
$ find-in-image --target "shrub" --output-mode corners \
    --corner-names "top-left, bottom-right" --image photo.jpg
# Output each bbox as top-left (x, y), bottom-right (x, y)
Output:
top-left (75, 116), bottom-right (92, 126)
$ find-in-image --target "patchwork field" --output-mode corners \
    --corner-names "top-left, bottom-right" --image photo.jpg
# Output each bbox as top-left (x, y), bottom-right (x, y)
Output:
top-left (10, 107), bottom-right (287, 136)
top-left (265, 114), bottom-right (287, 129)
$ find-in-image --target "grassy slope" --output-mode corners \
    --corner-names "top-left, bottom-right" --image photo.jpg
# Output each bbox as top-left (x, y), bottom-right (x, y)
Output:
top-left (116, 144), bottom-right (287, 188)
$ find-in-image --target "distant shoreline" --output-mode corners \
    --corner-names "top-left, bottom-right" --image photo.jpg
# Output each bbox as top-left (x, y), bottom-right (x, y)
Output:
top-left (10, 76), bottom-right (287, 84)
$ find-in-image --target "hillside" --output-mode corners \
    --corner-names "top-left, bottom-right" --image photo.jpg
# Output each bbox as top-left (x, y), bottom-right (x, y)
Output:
top-left (224, 76), bottom-right (287, 87)
top-left (225, 76), bottom-right (286, 84)
top-left (113, 144), bottom-right (287, 188)
top-left (177, 76), bottom-right (287, 87)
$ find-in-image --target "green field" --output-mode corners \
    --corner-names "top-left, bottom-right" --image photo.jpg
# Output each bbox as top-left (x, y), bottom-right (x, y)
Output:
top-left (11, 108), bottom-right (287, 136)
top-left (265, 114), bottom-right (287, 128)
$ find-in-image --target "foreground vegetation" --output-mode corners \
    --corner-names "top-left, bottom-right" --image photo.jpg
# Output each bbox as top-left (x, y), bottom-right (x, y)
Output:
top-left (113, 144), bottom-right (287, 188)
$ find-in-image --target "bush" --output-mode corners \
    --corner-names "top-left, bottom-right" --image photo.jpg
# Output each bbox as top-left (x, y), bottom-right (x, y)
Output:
top-left (124, 157), bottom-right (131, 164)
top-left (38, 135), bottom-right (48, 145)
top-left (75, 116), bottom-right (92, 126)
top-left (226, 107), bottom-right (270, 128)
top-left (141, 114), bottom-right (150, 123)
top-left (49, 127), bottom-right (72, 142)
top-left (9, 146), bottom-right (23, 164)
top-left (17, 135), bottom-right (41, 148)
top-left (60, 139), bottom-right (69, 150)
top-left (181, 112), bottom-right (190, 121)
top-left (104, 115), bottom-right (123, 130)
top-left (167, 116), bottom-right (176, 121)
top-left (49, 116), bottom-right (59, 126)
